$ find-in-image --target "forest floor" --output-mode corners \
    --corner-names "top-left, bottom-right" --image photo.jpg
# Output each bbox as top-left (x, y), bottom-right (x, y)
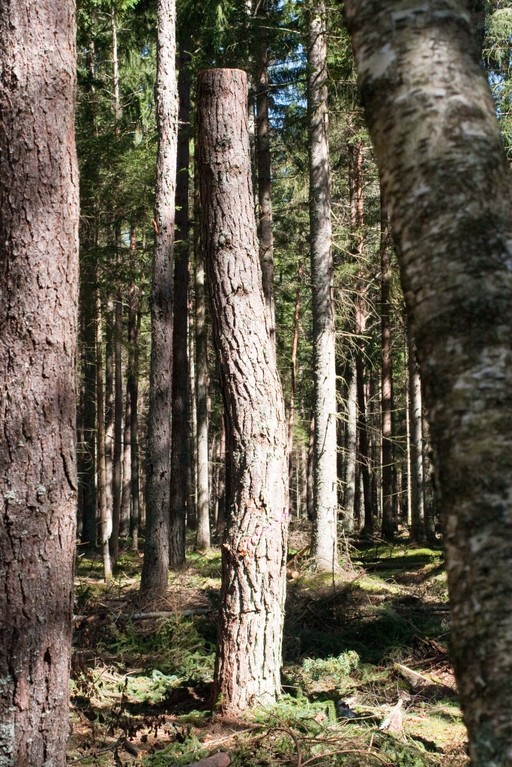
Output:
top-left (68, 524), bottom-right (467, 767)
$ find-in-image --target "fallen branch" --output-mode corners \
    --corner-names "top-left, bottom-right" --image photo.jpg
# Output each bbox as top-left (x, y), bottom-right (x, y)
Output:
top-left (73, 607), bottom-right (213, 623)
top-left (394, 662), bottom-right (453, 691)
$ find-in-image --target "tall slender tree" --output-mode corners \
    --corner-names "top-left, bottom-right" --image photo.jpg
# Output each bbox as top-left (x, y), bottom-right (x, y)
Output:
top-left (308, 0), bottom-right (339, 571)
top-left (253, 0), bottom-right (276, 339)
top-left (345, 1), bottom-right (512, 762)
top-left (380, 199), bottom-right (395, 539)
top-left (140, 0), bottom-right (179, 597)
top-left (198, 68), bottom-right (289, 713)
top-left (170, 43), bottom-right (192, 568)
top-left (0, 0), bottom-right (79, 763)
top-left (195, 248), bottom-right (211, 552)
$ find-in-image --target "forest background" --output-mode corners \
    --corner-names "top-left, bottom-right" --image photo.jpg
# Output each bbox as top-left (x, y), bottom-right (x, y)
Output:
top-left (75, 0), bottom-right (511, 569)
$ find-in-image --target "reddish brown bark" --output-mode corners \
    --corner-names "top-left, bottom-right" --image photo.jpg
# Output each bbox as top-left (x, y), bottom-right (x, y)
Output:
top-left (197, 68), bottom-right (289, 713)
top-left (0, 1), bottom-right (79, 763)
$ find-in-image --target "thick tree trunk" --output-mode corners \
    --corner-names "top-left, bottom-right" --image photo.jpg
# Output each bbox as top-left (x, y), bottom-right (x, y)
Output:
top-left (0, 1), bottom-right (79, 763)
top-left (197, 68), bottom-right (289, 714)
top-left (140, 0), bottom-right (178, 597)
top-left (345, 1), bottom-right (512, 763)
top-left (308, 0), bottom-right (339, 571)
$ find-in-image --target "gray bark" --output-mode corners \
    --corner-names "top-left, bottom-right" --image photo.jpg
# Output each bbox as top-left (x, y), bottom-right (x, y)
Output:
top-left (345, 1), bottom-right (512, 763)
top-left (407, 328), bottom-right (425, 542)
top-left (195, 245), bottom-right (211, 551)
top-left (308, 0), bottom-right (339, 571)
top-left (141, 0), bottom-right (178, 596)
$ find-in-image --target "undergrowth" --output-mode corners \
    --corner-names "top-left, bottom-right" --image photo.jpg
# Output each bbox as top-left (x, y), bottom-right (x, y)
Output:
top-left (69, 541), bottom-right (466, 767)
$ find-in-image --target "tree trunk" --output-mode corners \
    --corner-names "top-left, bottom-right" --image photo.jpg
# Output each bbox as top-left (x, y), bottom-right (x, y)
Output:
top-left (349, 137), bottom-right (373, 534)
top-left (342, 364), bottom-right (358, 533)
top-left (380, 200), bottom-right (395, 539)
top-left (79, 257), bottom-right (98, 548)
top-left (140, 0), bottom-right (178, 597)
top-left (197, 68), bottom-right (289, 714)
top-left (254, 0), bottom-right (276, 340)
top-left (97, 292), bottom-right (112, 580)
top-left (407, 328), bottom-right (425, 542)
top-left (195, 245), bottom-right (211, 551)
top-left (0, 0), bottom-right (79, 762)
top-left (128, 290), bottom-right (140, 551)
top-left (345, 1), bottom-right (512, 762)
top-left (111, 284), bottom-right (123, 563)
top-left (170, 43), bottom-right (192, 569)
top-left (104, 299), bottom-right (115, 546)
top-left (355, 293), bottom-right (373, 534)
top-left (288, 262), bottom-right (303, 512)
top-left (308, 0), bottom-right (339, 572)
top-left (188, 300), bottom-right (198, 531)
top-left (121, 366), bottom-right (132, 538)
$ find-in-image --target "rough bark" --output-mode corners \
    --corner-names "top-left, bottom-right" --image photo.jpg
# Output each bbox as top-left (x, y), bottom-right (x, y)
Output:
top-left (345, 1), bottom-right (512, 763)
top-left (308, 0), bottom-right (339, 571)
top-left (197, 68), bottom-right (289, 713)
top-left (140, 0), bottom-right (178, 596)
top-left (0, 0), bottom-right (79, 763)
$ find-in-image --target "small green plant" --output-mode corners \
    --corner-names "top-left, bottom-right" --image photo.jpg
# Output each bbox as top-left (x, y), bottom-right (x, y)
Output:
top-left (100, 614), bottom-right (215, 684)
top-left (143, 731), bottom-right (208, 767)
top-left (286, 650), bottom-right (360, 699)
top-left (251, 692), bottom-right (339, 731)
top-left (379, 734), bottom-right (434, 767)
top-left (302, 650), bottom-right (360, 681)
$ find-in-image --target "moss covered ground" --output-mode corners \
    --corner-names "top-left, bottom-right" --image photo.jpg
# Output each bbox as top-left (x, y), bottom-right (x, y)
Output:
top-left (68, 532), bottom-right (467, 767)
